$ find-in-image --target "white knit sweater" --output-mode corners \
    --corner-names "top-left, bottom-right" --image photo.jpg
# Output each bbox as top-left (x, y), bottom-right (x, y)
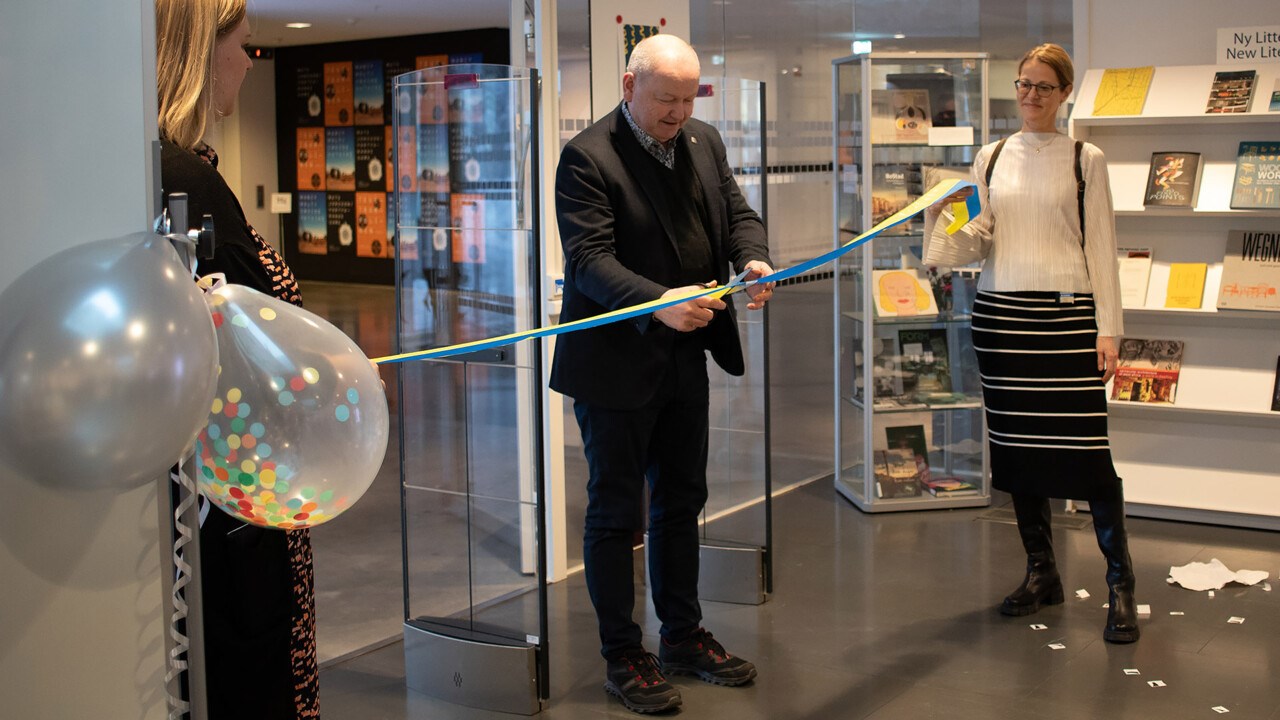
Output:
top-left (924, 131), bottom-right (1124, 337)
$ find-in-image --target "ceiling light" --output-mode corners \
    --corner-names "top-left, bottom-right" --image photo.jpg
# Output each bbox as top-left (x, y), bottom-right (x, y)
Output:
top-left (852, 40), bottom-right (872, 54)
top-left (893, 33), bottom-right (906, 39)
top-left (285, 22), bottom-right (312, 29)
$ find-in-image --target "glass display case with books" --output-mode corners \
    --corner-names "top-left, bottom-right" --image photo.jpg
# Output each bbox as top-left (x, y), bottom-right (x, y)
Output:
top-left (1070, 62), bottom-right (1280, 530)
top-left (831, 53), bottom-right (991, 512)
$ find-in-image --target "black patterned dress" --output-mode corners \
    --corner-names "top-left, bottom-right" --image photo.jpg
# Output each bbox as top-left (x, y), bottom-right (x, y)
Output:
top-left (163, 141), bottom-right (319, 718)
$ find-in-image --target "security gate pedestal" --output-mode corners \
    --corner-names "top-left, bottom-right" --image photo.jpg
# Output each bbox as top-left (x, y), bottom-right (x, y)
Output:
top-left (404, 621), bottom-right (542, 716)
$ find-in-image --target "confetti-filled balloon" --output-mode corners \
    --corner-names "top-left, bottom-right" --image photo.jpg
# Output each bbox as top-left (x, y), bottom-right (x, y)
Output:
top-left (195, 284), bottom-right (388, 529)
top-left (0, 233), bottom-right (218, 490)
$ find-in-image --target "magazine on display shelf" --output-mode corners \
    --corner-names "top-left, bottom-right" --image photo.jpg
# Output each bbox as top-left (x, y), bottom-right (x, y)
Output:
top-left (1205, 69), bottom-right (1256, 114)
top-left (1117, 247), bottom-right (1153, 307)
top-left (1143, 152), bottom-right (1201, 208)
top-left (1164, 262), bottom-right (1208, 309)
top-left (1111, 338), bottom-right (1185, 404)
top-left (1217, 229), bottom-right (1280, 311)
top-left (1231, 141), bottom-right (1280, 210)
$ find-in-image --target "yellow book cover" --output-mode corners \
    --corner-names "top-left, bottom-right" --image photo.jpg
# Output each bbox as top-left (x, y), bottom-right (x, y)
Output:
top-left (1164, 262), bottom-right (1208, 308)
top-left (1092, 66), bottom-right (1155, 116)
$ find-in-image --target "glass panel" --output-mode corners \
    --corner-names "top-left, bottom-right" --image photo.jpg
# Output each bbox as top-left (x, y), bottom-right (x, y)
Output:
top-left (392, 65), bottom-right (543, 644)
top-left (694, 77), bottom-right (769, 552)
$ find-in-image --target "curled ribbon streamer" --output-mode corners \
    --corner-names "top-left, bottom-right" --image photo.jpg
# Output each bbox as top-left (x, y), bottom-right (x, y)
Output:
top-left (373, 179), bottom-right (979, 365)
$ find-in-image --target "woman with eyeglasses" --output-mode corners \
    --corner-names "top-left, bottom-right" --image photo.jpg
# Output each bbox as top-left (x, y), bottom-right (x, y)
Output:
top-left (924, 43), bottom-right (1137, 643)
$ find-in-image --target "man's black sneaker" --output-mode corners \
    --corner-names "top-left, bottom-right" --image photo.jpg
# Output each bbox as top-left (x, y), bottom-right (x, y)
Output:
top-left (659, 628), bottom-right (757, 686)
top-left (604, 648), bottom-right (682, 714)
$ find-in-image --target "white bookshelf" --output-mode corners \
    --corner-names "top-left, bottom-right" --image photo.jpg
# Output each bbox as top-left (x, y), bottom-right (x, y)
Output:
top-left (1070, 62), bottom-right (1280, 531)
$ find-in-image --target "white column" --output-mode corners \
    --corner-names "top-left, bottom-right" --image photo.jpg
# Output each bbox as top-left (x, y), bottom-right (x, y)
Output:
top-left (0, 1), bottom-right (167, 718)
top-left (533, 0), bottom-right (570, 583)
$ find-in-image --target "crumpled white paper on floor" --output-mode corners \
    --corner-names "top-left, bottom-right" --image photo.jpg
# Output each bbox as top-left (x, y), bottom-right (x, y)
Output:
top-left (1168, 558), bottom-right (1270, 592)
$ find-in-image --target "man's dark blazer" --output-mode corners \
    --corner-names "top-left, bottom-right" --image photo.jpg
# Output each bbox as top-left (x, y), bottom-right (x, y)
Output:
top-left (550, 103), bottom-right (771, 410)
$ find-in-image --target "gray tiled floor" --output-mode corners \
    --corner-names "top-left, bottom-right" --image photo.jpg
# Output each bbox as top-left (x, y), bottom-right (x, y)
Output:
top-left (319, 479), bottom-right (1278, 719)
top-left (301, 280), bottom-right (1279, 719)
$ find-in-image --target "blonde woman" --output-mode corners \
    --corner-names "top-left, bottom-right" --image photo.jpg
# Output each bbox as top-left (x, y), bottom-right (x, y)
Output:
top-left (156, 0), bottom-right (318, 715)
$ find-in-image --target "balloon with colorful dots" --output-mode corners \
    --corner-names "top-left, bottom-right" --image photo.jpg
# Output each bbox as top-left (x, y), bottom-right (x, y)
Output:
top-left (196, 283), bottom-right (388, 529)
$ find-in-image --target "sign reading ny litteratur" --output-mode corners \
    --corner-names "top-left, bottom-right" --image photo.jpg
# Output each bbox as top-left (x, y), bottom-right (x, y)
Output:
top-left (1218, 25), bottom-right (1280, 64)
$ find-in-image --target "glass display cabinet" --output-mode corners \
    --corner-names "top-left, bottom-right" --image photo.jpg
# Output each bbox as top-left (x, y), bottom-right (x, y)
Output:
top-left (831, 53), bottom-right (992, 512)
top-left (392, 64), bottom-right (546, 714)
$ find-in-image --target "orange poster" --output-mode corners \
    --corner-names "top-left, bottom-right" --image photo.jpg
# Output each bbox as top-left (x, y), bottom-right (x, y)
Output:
top-left (355, 192), bottom-right (391, 259)
top-left (296, 128), bottom-right (326, 191)
top-left (323, 61), bottom-right (354, 126)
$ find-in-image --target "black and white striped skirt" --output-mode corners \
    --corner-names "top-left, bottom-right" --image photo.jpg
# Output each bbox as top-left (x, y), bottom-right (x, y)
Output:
top-left (971, 291), bottom-right (1119, 500)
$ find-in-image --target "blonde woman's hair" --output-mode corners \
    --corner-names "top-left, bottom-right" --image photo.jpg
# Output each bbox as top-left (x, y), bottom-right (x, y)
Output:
top-left (1018, 43), bottom-right (1074, 90)
top-left (156, 0), bottom-right (246, 150)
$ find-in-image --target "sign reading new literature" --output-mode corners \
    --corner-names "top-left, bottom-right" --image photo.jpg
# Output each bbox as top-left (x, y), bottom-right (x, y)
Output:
top-left (1217, 25), bottom-right (1280, 64)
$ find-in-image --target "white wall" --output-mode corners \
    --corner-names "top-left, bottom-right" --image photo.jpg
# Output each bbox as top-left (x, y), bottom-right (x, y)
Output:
top-left (0, 1), bottom-right (167, 718)
top-left (1075, 0), bottom-right (1280, 69)
top-left (210, 58), bottom-right (282, 248)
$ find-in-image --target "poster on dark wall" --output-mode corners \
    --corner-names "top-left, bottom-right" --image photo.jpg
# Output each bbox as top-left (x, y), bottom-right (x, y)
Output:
top-left (297, 192), bottom-right (327, 255)
top-left (326, 191), bottom-right (356, 256)
top-left (324, 127), bottom-right (355, 191)
top-left (354, 127), bottom-right (386, 191)
top-left (274, 28), bottom-right (508, 284)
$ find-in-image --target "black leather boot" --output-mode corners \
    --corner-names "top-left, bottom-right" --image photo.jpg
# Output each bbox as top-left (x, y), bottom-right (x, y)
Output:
top-left (1000, 494), bottom-right (1065, 616)
top-left (1091, 485), bottom-right (1140, 643)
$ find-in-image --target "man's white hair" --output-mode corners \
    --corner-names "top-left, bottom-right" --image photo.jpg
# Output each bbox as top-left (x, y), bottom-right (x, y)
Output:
top-left (625, 34), bottom-right (700, 79)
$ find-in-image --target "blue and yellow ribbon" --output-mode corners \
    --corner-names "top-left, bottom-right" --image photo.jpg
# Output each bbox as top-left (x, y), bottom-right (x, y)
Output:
top-left (373, 179), bottom-right (979, 365)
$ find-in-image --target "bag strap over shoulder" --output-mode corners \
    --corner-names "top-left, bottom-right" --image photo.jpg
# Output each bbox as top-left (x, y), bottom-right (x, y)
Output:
top-left (1074, 139), bottom-right (1085, 248)
top-left (984, 135), bottom-right (1086, 250)
top-left (984, 137), bottom-right (1008, 187)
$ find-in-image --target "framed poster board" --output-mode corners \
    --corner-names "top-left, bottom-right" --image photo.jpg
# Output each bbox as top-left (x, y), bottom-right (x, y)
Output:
top-left (274, 28), bottom-right (508, 284)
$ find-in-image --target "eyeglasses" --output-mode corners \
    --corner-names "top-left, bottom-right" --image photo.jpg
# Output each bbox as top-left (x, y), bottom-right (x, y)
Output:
top-left (1013, 79), bottom-right (1062, 97)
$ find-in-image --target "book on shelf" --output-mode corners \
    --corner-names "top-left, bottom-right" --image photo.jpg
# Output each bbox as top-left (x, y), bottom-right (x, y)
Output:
top-left (1091, 66), bottom-right (1154, 116)
top-left (865, 335), bottom-right (913, 400)
top-left (1164, 262), bottom-right (1208, 309)
top-left (870, 89), bottom-right (932, 144)
top-left (1217, 229), bottom-right (1280, 311)
top-left (1271, 79), bottom-right (1280, 112)
top-left (1205, 69), bottom-right (1256, 114)
top-left (874, 449), bottom-right (923, 499)
top-left (1143, 152), bottom-right (1201, 208)
top-left (916, 391), bottom-right (973, 406)
top-left (1111, 338), bottom-right (1185, 404)
top-left (1230, 141), bottom-right (1280, 210)
top-left (1272, 356), bottom-right (1280, 412)
top-left (871, 268), bottom-right (940, 318)
top-left (885, 424), bottom-right (930, 468)
top-left (1117, 247), bottom-right (1153, 307)
top-left (898, 328), bottom-right (952, 393)
top-left (920, 475), bottom-right (981, 497)
top-left (870, 164), bottom-right (922, 228)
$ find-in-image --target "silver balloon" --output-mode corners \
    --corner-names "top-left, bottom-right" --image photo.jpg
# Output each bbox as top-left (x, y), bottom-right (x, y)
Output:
top-left (0, 233), bottom-right (218, 490)
top-left (195, 284), bottom-right (388, 529)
